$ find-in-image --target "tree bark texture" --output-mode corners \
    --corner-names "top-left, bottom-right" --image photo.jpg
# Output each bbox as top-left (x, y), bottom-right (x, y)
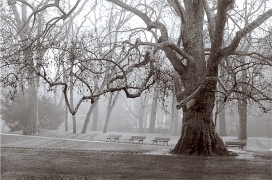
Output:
top-left (25, 74), bottom-right (40, 135)
top-left (172, 81), bottom-right (229, 156)
top-left (171, 0), bottom-right (231, 156)
top-left (23, 45), bottom-right (41, 135)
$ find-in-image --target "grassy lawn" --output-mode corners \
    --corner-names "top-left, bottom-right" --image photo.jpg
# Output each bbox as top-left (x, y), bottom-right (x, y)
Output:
top-left (1, 148), bottom-right (272, 179)
top-left (1, 130), bottom-right (272, 179)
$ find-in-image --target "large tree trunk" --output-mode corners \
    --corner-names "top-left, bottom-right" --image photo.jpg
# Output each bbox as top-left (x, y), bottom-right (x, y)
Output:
top-left (23, 46), bottom-right (41, 135)
top-left (172, 87), bottom-right (229, 156)
top-left (148, 91), bottom-right (158, 133)
top-left (172, 63), bottom-right (229, 155)
top-left (25, 74), bottom-right (40, 135)
top-left (170, 0), bottom-right (230, 156)
top-left (172, 111), bottom-right (228, 155)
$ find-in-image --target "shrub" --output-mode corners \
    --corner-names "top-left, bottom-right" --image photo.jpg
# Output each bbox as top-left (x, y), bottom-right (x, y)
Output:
top-left (1, 91), bottom-right (65, 131)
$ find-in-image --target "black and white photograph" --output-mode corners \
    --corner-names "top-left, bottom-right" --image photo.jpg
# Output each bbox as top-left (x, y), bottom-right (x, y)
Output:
top-left (1, 0), bottom-right (272, 179)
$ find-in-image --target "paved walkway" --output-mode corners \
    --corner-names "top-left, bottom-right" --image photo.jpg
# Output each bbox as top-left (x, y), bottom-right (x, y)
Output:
top-left (1, 131), bottom-right (174, 152)
top-left (1, 130), bottom-right (271, 153)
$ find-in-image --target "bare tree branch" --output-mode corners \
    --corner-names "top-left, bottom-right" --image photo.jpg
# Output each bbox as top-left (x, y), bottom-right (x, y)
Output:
top-left (222, 8), bottom-right (272, 55)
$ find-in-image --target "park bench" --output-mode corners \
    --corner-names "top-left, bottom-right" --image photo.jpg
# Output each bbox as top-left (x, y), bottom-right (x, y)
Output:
top-left (151, 137), bottom-right (171, 146)
top-left (128, 136), bottom-right (146, 143)
top-left (225, 141), bottom-right (247, 150)
top-left (106, 135), bottom-right (121, 142)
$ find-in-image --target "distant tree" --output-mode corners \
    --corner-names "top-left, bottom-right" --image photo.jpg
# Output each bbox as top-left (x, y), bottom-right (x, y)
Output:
top-left (1, 91), bottom-right (64, 131)
top-left (148, 90), bottom-right (158, 133)
top-left (171, 93), bottom-right (180, 136)
top-left (0, 0), bottom-right (81, 134)
top-left (38, 98), bottom-right (65, 130)
top-left (103, 92), bottom-right (120, 133)
top-left (214, 63), bottom-right (228, 136)
top-left (212, 0), bottom-right (272, 140)
top-left (138, 93), bottom-right (148, 133)
top-left (123, 92), bottom-right (151, 133)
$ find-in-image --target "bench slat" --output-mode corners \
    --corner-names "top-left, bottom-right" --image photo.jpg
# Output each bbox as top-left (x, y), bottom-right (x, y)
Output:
top-left (128, 136), bottom-right (146, 143)
top-left (151, 137), bottom-right (171, 145)
top-left (225, 141), bottom-right (246, 146)
top-left (106, 135), bottom-right (121, 142)
top-left (225, 141), bottom-right (247, 150)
